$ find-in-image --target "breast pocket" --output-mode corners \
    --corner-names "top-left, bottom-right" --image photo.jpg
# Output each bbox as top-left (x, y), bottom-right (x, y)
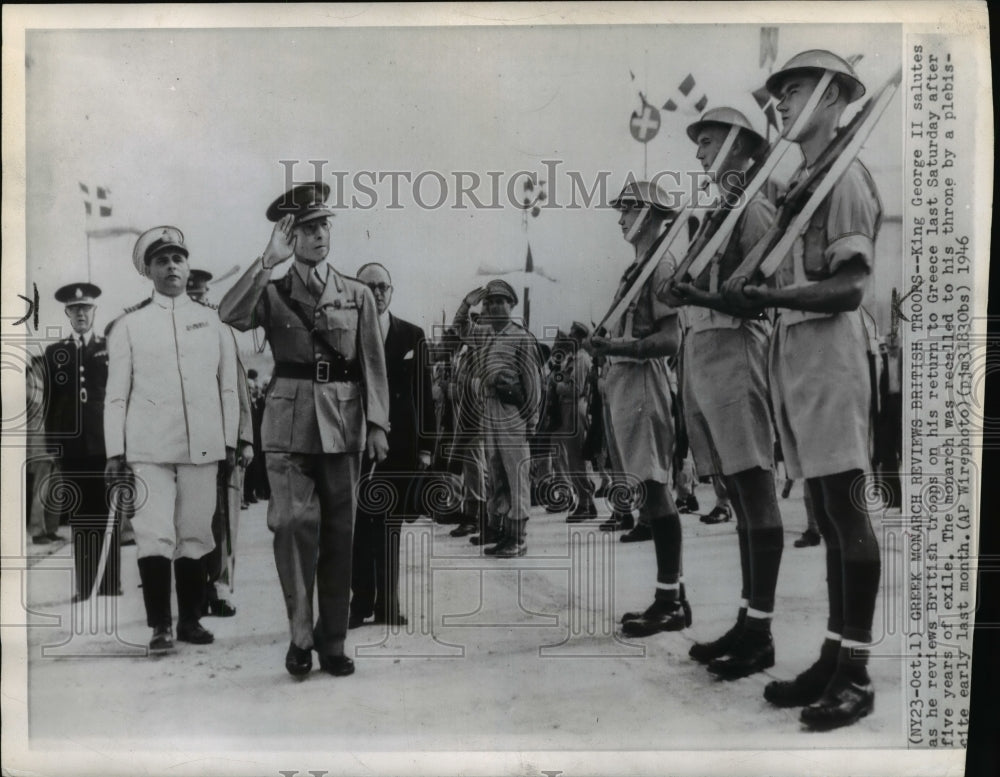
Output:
top-left (261, 383), bottom-right (297, 450)
top-left (317, 307), bottom-right (359, 357)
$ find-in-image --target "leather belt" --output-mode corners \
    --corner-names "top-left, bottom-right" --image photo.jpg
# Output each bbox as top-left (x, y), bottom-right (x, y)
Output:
top-left (273, 361), bottom-right (361, 384)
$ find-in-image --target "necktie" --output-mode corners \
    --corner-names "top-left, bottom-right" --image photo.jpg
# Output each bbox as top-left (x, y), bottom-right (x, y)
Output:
top-left (307, 267), bottom-right (325, 298)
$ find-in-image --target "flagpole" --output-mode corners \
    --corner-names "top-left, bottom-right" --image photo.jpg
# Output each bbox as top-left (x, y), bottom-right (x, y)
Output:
top-left (86, 233), bottom-right (92, 283)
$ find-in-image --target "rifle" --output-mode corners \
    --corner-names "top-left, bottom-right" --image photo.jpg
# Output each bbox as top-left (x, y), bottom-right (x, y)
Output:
top-left (593, 123), bottom-right (742, 338)
top-left (755, 67), bottom-right (902, 278)
top-left (674, 70), bottom-right (836, 283)
top-left (581, 355), bottom-right (605, 462)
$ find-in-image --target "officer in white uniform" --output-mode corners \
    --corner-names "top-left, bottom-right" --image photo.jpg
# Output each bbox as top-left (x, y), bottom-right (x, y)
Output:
top-left (105, 226), bottom-right (239, 655)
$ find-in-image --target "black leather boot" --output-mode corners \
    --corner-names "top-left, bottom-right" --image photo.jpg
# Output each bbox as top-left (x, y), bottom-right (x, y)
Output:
top-left (137, 556), bottom-right (174, 654)
top-left (690, 608), bottom-right (747, 663)
top-left (174, 557), bottom-right (214, 645)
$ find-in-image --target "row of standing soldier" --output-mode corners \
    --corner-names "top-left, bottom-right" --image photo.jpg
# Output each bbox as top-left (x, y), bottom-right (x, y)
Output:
top-left (29, 46), bottom-right (888, 733)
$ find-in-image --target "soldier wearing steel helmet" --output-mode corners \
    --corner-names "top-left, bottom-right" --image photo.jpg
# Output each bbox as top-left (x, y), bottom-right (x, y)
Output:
top-left (104, 227), bottom-right (240, 654)
top-left (720, 50), bottom-right (882, 730)
top-left (591, 180), bottom-right (691, 635)
top-left (661, 106), bottom-right (785, 680)
top-left (219, 183), bottom-right (390, 678)
top-left (453, 278), bottom-right (543, 557)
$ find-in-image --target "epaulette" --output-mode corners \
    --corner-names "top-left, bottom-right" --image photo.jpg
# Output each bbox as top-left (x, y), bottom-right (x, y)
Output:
top-left (104, 297), bottom-right (152, 337)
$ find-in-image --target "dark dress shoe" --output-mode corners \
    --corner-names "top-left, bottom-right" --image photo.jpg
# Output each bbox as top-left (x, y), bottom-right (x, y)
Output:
top-left (492, 538), bottom-right (527, 558)
top-left (676, 494), bottom-right (700, 514)
top-left (600, 511), bottom-right (635, 532)
top-left (46, 532), bottom-right (64, 541)
top-left (121, 536), bottom-right (136, 547)
top-left (764, 656), bottom-right (837, 707)
top-left (800, 671), bottom-right (874, 730)
top-left (471, 527), bottom-right (504, 546)
top-left (689, 619), bottom-right (745, 663)
top-left (71, 593), bottom-right (90, 603)
top-left (781, 479), bottom-right (794, 498)
top-left (700, 505), bottom-right (733, 524)
top-left (176, 620), bottom-right (215, 644)
top-left (204, 598), bottom-right (237, 617)
top-left (794, 528), bottom-right (822, 548)
top-left (619, 524), bottom-right (653, 543)
top-left (319, 654), bottom-right (355, 677)
top-left (285, 642), bottom-right (313, 676)
top-left (707, 630), bottom-right (775, 679)
top-left (621, 599), bottom-right (689, 636)
top-left (149, 626), bottom-right (175, 655)
top-left (32, 535), bottom-right (52, 545)
top-left (449, 523), bottom-right (477, 537)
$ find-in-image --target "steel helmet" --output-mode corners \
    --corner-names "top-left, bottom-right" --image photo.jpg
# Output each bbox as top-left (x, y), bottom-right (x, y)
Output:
top-left (764, 49), bottom-right (866, 104)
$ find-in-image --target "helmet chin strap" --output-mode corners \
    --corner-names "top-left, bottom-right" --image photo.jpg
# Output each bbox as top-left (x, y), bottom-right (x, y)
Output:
top-left (624, 204), bottom-right (650, 243)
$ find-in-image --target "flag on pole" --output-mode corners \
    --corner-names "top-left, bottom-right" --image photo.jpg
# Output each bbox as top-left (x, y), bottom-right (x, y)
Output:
top-left (662, 74), bottom-right (708, 115)
top-left (629, 92), bottom-right (661, 143)
top-left (759, 27), bottom-right (779, 69)
top-left (80, 182), bottom-right (112, 218)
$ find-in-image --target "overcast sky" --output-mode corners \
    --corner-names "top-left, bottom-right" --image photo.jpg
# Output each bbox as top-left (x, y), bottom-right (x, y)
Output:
top-left (25, 22), bottom-right (901, 343)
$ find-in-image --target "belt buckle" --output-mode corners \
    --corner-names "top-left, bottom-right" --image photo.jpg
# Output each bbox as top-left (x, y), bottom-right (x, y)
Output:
top-left (315, 361), bottom-right (331, 383)
top-left (79, 387), bottom-right (88, 404)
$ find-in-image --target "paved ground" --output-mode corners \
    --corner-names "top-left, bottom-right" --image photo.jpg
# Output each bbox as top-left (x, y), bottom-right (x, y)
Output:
top-left (20, 482), bottom-right (903, 753)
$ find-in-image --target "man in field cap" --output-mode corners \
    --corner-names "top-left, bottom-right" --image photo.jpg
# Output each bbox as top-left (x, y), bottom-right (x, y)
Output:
top-left (44, 282), bottom-right (118, 598)
top-left (721, 51), bottom-right (881, 730)
top-left (105, 226), bottom-right (239, 655)
top-left (220, 182), bottom-right (389, 678)
top-left (662, 105), bottom-right (783, 680)
top-left (592, 180), bottom-right (691, 635)
top-left (453, 277), bottom-right (542, 557)
top-left (186, 269), bottom-right (213, 304)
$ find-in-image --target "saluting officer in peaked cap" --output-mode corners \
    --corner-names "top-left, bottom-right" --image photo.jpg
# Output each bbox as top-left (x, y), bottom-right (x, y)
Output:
top-left (265, 182), bottom-right (337, 226)
top-left (483, 278), bottom-right (518, 306)
top-left (765, 49), bottom-right (866, 104)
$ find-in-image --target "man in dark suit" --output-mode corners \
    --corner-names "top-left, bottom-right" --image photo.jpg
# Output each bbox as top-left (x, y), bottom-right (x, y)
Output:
top-left (350, 263), bottom-right (435, 628)
top-left (44, 282), bottom-right (118, 600)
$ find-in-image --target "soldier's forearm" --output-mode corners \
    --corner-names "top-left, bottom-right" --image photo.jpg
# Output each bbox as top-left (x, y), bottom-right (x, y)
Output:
top-left (218, 258), bottom-right (271, 330)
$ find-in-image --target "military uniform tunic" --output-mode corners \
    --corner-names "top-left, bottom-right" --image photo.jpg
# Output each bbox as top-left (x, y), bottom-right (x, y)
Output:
top-left (768, 159), bottom-right (882, 479)
top-left (105, 291), bottom-right (239, 560)
top-left (600, 241), bottom-right (678, 485)
top-left (456, 314), bottom-right (542, 535)
top-left (679, 193), bottom-right (776, 476)
top-left (220, 259), bottom-right (389, 656)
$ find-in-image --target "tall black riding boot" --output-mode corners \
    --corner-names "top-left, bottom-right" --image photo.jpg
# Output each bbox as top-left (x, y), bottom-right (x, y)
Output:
top-left (174, 557), bottom-right (214, 644)
top-left (137, 556), bottom-right (174, 654)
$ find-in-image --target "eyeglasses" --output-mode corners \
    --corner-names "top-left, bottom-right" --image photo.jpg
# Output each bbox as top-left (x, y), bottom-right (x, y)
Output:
top-left (366, 283), bottom-right (392, 294)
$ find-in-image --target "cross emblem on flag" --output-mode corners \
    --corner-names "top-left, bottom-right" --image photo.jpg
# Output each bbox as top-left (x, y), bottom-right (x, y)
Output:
top-left (629, 93), bottom-right (660, 143)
